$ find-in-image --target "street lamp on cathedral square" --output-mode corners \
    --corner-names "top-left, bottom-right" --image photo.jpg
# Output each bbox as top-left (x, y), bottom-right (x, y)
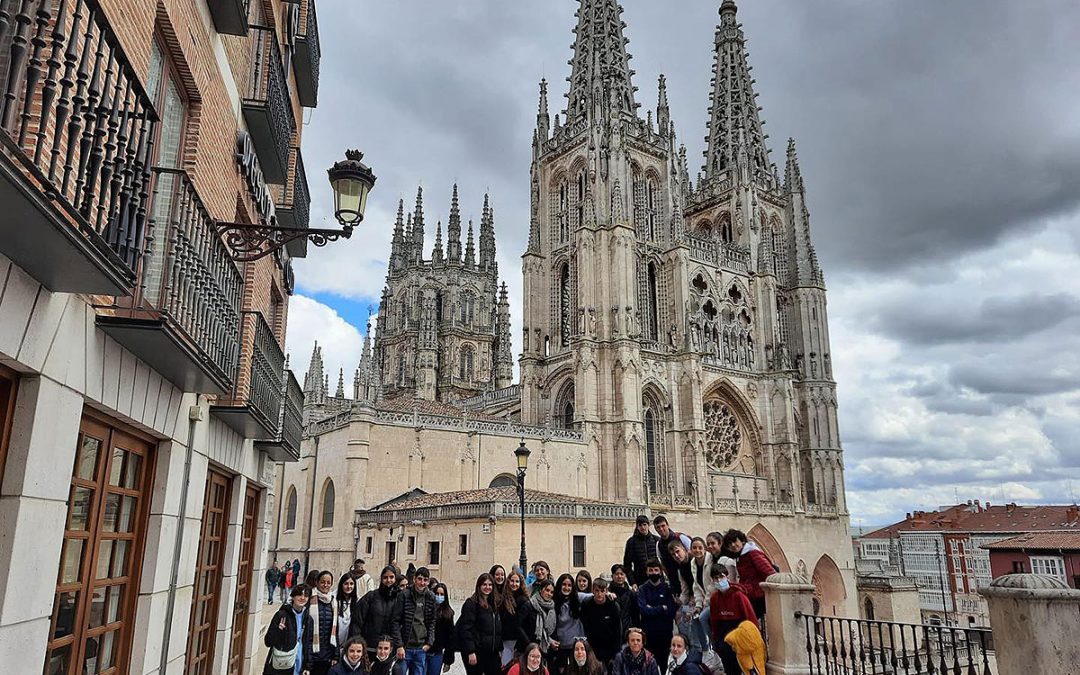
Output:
top-left (515, 440), bottom-right (531, 574)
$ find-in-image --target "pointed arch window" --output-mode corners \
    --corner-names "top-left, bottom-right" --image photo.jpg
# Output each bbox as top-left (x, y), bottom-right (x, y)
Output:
top-left (458, 345), bottom-right (475, 381)
top-left (720, 212), bottom-right (733, 244)
top-left (320, 480), bottom-right (336, 529)
top-left (555, 381), bottom-right (576, 430)
top-left (646, 176), bottom-right (660, 241)
top-left (642, 392), bottom-right (667, 496)
top-left (397, 356), bottom-right (407, 385)
top-left (284, 486), bottom-right (297, 531)
top-left (559, 263), bottom-right (571, 347)
top-left (647, 262), bottom-right (659, 341)
top-left (558, 179), bottom-right (570, 244)
top-left (644, 409), bottom-right (659, 494)
top-left (459, 291), bottom-right (474, 325)
top-left (574, 169), bottom-right (587, 229)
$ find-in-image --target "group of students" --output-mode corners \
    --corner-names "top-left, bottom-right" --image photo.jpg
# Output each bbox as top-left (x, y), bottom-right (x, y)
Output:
top-left (263, 516), bottom-right (773, 675)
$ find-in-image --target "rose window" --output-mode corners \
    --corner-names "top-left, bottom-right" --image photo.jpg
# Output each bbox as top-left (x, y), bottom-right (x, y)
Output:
top-left (704, 400), bottom-right (741, 469)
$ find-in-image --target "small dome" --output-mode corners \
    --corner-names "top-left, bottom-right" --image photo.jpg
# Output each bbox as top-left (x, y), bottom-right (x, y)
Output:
top-left (990, 573), bottom-right (1069, 590)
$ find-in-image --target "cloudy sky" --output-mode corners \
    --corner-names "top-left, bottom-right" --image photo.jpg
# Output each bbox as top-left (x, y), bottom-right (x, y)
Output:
top-left (286, 0), bottom-right (1080, 526)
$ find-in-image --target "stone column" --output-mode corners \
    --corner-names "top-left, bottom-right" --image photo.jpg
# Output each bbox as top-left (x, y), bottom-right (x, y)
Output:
top-left (761, 572), bottom-right (816, 675)
top-left (979, 573), bottom-right (1080, 675)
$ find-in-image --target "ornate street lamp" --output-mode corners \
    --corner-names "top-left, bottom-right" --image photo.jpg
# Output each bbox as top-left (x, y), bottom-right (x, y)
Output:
top-left (515, 439), bottom-right (531, 574)
top-left (217, 149), bottom-right (377, 261)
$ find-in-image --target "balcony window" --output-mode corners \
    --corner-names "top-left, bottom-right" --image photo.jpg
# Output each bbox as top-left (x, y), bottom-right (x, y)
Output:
top-left (0, 0), bottom-right (158, 293)
top-left (243, 27), bottom-right (295, 183)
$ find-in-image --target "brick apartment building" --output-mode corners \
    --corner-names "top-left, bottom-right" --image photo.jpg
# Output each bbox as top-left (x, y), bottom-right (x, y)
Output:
top-left (0, 0), bottom-right (322, 673)
top-left (984, 531), bottom-right (1080, 589)
top-left (855, 501), bottom-right (1080, 626)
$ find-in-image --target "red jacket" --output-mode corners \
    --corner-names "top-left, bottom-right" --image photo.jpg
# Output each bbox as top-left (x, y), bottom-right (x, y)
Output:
top-left (709, 588), bottom-right (758, 641)
top-left (733, 542), bottom-right (775, 600)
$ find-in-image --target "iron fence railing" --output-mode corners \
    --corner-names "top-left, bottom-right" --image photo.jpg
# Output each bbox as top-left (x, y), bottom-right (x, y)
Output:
top-left (280, 369), bottom-right (303, 457)
top-left (245, 26), bottom-right (293, 179)
top-left (141, 167), bottom-right (243, 386)
top-left (246, 311), bottom-right (285, 433)
top-left (799, 613), bottom-right (995, 675)
top-left (0, 0), bottom-right (158, 273)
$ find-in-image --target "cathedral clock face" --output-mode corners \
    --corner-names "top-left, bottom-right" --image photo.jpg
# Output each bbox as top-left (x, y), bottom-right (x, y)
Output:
top-left (703, 399), bottom-right (742, 470)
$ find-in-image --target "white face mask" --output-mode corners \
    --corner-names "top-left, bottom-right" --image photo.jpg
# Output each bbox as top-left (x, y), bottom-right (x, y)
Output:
top-left (575, 656), bottom-right (587, 667)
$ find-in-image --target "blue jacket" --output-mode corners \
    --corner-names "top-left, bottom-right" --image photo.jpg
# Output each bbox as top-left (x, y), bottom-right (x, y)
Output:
top-left (636, 580), bottom-right (677, 638)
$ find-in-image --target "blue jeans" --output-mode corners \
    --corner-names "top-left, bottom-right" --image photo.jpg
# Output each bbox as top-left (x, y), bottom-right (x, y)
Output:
top-left (405, 647), bottom-right (428, 675)
top-left (426, 652), bottom-right (444, 675)
top-left (267, 582), bottom-right (277, 604)
top-left (696, 606), bottom-right (712, 650)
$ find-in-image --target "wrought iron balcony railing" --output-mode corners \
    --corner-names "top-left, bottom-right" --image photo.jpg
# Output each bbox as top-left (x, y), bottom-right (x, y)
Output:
top-left (207, 0), bottom-right (250, 36)
top-left (278, 146), bottom-right (310, 257)
top-left (292, 0), bottom-right (320, 107)
top-left (242, 26), bottom-right (294, 183)
top-left (211, 311), bottom-right (285, 438)
top-left (96, 168), bottom-right (243, 394)
top-left (0, 0), bottom-right (157, 294)
top-left (257, 368), bottom-right (303, 461)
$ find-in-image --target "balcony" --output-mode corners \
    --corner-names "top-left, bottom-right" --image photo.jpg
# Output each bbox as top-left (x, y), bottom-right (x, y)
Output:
top-left (256, 369), bottom-right (304, 461)
top-left (278, 147), bottom-right (310, 257)
top-left (0, 0), bottom-right (157, 294)
top-left (211, 312), bottom-right (285, 438)
top-left (207, 0), bottom-right (250, 36)
top-left (292, 0), bottom-right (320, 107)
top-left (242, 27), bottom-right (294, 184)
top-left (96, 168), bottom-right (244, 394)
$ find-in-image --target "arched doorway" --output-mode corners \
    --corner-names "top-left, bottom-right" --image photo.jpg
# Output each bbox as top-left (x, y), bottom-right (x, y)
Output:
top-left (747, 524), bottom-right (791, 572)
top-left (811, 554), bottom-right (847, 617)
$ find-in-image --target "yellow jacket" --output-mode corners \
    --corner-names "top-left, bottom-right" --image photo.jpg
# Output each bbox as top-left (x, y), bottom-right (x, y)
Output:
top-left (723, 620), bottom-right (766, 675)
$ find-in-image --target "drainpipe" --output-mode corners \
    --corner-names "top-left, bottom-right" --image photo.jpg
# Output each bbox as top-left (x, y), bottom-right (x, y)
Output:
top-left (303, 435), bottom-right (320, 575)
top-left (160, 400), bottom-right (203, 674)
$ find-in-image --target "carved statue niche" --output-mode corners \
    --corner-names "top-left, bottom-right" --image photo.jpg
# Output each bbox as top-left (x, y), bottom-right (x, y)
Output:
top-left (611, 306), bottom-right (621, 337)
top-left (587, 307), bottom-right (597, 336)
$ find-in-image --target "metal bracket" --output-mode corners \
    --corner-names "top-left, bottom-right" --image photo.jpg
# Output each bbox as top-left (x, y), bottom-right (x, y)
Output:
top-left (214, 222), bottom-right (353, 262)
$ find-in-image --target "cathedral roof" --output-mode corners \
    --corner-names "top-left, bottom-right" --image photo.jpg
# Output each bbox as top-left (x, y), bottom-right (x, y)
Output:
top-left (364, 486), bottom-right (620, 512)
top-left (375, 396), bottom-right (505, 422)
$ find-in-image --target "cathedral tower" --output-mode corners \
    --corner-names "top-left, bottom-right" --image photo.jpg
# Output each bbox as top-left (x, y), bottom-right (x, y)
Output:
top-left (375, 186), bottom-right (512, 403)
top-left (521, 0), bottom-right (844, 510)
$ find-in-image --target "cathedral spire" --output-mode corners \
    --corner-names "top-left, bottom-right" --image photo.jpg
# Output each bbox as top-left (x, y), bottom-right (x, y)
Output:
top-left (785, 137), bottom-right (804, 194)
top-left (464, 220), bottom-right (476, 269)
top-left (446, 184), bottom-right (462, 262)
top-left (433, 219), bottom-right (444, 264)
top-left (412, 186), bottom-right (425, 262)
top-left (390, 198), bottom-right (405, 271)
top-left (657, 73), bottom-right (670, 137)
top-left (479, 193), bottom-right (496, 271)
top-left (566, 0), bottom-right (638, 122)
top-left (336, 368), bottom-right (345, 398)
top-left (494, 282), bottom-right (514, 389)
top-left (702, 0), bottom-right (774, 188)
top-left (537, 78), bottom-right (550, 141)
top-left (404, 212), bottom-right (414, 263)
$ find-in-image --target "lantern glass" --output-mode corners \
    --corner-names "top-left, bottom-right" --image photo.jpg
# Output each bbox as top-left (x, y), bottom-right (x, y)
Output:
top-left (333, 176), bottom-right (369, 226)
top-left (515, 442), bottom-right (531, 471)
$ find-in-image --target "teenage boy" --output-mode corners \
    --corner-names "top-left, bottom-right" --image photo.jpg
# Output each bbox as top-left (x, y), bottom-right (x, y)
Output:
top-left (638, 559), bottom-right (678, 673)
top-left (721, 529), bottom-right (776, 619)
top-left (400, 567), bottom-right (436, 675)
top-left (609, 564), bottom-right (640, 635)
top-left (653, 515), bottom-right (692, 599)
top-left (708, 563), bottom-right (758, 675)
top-left (581, 577), bottom-right (623, 666)
top-left (624, 515), bottom-right (661, 586)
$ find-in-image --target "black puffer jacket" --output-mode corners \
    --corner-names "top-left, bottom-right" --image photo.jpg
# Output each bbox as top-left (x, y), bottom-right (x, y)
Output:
top-left (352, 586), bottom-right (404, 650)
top-left (623, 531), bottom-right (660, 585)
top-left (263, 603), bottom-right (314, 675)
top-left (500, 592), bottom-right (526, 645)
top-left (401, 587), bottom-right (437, 648)
top-left (456, 597), bottom-right (503, 656)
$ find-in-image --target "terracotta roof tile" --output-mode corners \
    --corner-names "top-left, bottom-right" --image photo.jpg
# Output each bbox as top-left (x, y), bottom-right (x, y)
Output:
top-left (375, 396), bottom-right (505, 422)
top-left (364, 487), bottom-right (618, 512)
top-left (862, 504), bottom-right (1080, 537)
top-left (981, 531), bottom-right (1080, 551)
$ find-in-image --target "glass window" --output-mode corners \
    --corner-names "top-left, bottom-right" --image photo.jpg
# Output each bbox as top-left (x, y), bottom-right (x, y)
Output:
top-left (428, 541), bottom-right (440, 566)
top-left (321, 480), bottom-right (335, 529)
top-left (407, 536), bottom-right (416, 557)
top-left (572, 536), bottom-right (586, 568)
top-left (284, 486), bottom-right (297, 531)
top-left (45, 416), bottom-right (153, 675)
top-left (1030, 556), bottom-right (1066, 582)
top-left (458, 534), bottom-right (468, 556)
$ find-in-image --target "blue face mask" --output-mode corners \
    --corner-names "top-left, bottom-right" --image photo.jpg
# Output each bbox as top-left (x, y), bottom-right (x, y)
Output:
top-left (715, 579), bottom-right (730, 592)
top-left (435, 595), bottom-right (446, 605)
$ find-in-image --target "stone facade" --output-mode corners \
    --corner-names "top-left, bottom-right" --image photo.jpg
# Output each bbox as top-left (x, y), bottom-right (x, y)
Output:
top-left (281, 0), bottom-right (856, 618)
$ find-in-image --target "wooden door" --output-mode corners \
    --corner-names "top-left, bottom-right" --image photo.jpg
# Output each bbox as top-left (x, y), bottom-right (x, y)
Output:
top-left (186, 468), bottom-right (232, 674)
top-left (227, 485), bottom-right (260, 674)
top-left (44, 414), bottom-right (155, 675)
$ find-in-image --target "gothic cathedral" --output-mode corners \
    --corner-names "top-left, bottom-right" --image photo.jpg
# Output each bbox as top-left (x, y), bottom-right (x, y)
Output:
top-left (518, 0), bottom-right (844, 509)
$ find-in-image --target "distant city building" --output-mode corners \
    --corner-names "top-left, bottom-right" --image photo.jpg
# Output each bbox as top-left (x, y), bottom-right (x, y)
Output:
top-left (276, 0), bottom-right (856, 615)
top-left (855, 501), bottom-right (1080, 625)
top-left (984, 531), bottom-right (1080, 589)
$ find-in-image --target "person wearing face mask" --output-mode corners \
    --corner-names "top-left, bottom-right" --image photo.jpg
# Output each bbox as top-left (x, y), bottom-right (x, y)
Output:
top-left (263, 584), bottom-right (314, 675)
top-left (309, 571), bottom-right (339, 675)
top-left (721, 529), bottom-right (777, 620)
top-left (563, 638), bottom-right (606, 675)
top-left (611, 628), bottom-right (661, 675)
top-left (637, 560), bottom-right (677, 673)
top-left (666, 634), bottom-right (706, 675)
top-left (695, 537), bottom-right (735, 659)
top-left (580, 579), bottom-right (622, 667)
top-left (519, 579), bottom-right (557, 660)
top-left (329, 637), bottom-right (370, 675)
top-left (370, 636), bottom-right (406, 675)
top-left (353, 567), bottom-right (405, 662)
top-left (428, 583), bottom-right (456, 675)
top-left (624, 515), bottom-right (661, 587)
top-left (707, 563), bottom-right (757, 675)
top-left (506, 643), bottom-right (550, 675)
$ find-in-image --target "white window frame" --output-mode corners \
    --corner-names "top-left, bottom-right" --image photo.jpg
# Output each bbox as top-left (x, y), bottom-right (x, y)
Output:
top-left (1030, 556), bottom-right (1067, 582)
